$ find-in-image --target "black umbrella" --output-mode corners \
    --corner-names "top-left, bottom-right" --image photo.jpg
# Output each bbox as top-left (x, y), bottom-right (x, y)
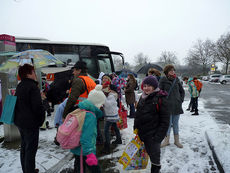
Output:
top-left (116, 69), bottom-right (137, 78)
top-left (137, 63), bottom-right (163, 74)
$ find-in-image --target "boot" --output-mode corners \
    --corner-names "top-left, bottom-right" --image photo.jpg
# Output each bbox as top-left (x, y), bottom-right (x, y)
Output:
top-left (174, 135), bottom-right (183, 148)
top-left (192, 112), bottom-right (199, 115)
top-left (151, 164), bottom-right (161, 173)
top-left (112, 137), bottom-right (122, 144)
top-left (160, 136), bottom-right (170, 148)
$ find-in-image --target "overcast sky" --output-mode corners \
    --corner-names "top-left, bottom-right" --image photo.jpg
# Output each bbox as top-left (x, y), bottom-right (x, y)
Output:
top-left (1, 0), bottom-right (230, 65)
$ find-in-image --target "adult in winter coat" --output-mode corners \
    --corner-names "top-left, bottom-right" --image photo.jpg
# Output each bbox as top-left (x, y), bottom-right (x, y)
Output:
top-left (134, 75), bottom-right (170, 173)
top-left (63, 61), bottom-right (96, 118)
top-left (124, 74), bottom-right (136, 118)
top-left (159, 64), bottom-right (185, 148)
top-left (71, 85), bottom-right (106, 173)
top-left (14, 64), bottom-right (45, 173)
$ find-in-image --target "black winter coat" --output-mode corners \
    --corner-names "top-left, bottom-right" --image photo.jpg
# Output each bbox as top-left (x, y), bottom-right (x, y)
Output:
top-left (134, 91), bottom-right (170, 143)
top-left (14, 78), bottom-right (45, 129)
top-left (159, 76), bottom-right (185, 115)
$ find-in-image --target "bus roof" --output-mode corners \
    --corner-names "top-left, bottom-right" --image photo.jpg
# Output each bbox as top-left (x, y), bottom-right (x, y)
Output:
top-left (15, 36), bottom-right (107, 47)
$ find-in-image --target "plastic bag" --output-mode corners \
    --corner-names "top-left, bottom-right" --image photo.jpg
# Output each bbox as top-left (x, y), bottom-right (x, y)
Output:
top-left (125, 144), bottom-right (149, 170)
top-left (119, 133), bottom-right (143, 169)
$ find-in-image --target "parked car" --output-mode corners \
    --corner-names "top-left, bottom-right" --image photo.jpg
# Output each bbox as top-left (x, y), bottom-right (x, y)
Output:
top-left (219, 75), bottom-right (230, 84)
top-left (209, 74), bottom-right (222, 83)
top-left (202, 76), bottom-right (209, 81)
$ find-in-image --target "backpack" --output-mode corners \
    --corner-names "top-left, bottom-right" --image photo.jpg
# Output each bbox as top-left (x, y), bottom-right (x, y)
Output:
top-left (56, 108), bottom-right (94, 149)
top-left (194, 80), bottom-right (203, 92)
top-left (152, 96), bottom-right (162, 112)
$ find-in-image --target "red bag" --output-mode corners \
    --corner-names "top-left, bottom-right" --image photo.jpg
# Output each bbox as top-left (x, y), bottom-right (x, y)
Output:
top-left (117, 102), bottom-right (128, 129)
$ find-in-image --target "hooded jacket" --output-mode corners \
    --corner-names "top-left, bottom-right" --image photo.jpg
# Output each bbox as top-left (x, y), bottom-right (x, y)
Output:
top-left (70, 99), bottom-right (103, 156)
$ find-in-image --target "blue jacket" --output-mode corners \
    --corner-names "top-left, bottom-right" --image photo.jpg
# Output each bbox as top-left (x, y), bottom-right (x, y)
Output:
top-left (188, 78), bottom-right (199, 98)
top-left (70, 99), bottom-right (103, 156)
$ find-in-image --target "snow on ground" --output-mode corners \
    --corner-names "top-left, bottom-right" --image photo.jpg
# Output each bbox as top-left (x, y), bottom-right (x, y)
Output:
top-left (0, 94), bottom-right (230, 172)
top-left (107, 97), bottom-right (225, 173)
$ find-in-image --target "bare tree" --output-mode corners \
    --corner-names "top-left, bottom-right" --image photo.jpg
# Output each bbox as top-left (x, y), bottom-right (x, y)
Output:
top-left (158, 51), bottom-right (179, 67)
top-left (112, 55), bottom-right (123, 71)
top-left (186, 39), bottom-right (213, 75)
top-left (133, 52), bottom-right (150, 72)
top-left (215, 32), bottom-right (230, 74)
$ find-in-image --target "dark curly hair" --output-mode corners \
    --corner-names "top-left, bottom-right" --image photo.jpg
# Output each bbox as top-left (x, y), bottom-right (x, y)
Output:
top-left (18, 64), bottom-right (35, 80)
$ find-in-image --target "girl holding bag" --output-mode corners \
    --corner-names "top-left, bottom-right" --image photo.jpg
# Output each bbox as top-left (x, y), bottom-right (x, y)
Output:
top-left (134, 76), bottom-right (170, 173)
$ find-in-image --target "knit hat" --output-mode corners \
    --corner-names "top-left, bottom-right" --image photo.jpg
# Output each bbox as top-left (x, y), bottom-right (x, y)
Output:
top-left (87, 85), bottom-right (106, 108)
top-left (142, 76), bottom-right (158, 89)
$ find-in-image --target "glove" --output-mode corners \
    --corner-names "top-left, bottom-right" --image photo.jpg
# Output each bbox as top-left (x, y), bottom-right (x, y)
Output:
top-left (85, 153), bottom-right (98, 166)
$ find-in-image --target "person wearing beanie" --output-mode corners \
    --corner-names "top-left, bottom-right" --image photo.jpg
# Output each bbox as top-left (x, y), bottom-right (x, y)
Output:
top-left (124, 74), bottom-right (136, 118)
top-left (71, 85), bottom-right (106, 173)
top-left (134, 75), bottom-right (170, 173)
top-left (63, 61), bottom-right (96, 118)
top-left (159, 64), bottom-right (185, 148)
top-left (101, 84), bottom-right (122, 154)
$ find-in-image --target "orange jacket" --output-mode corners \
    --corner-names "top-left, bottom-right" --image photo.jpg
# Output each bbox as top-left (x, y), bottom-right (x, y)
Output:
top-left (70, 76), bottom-right (96, 104)
top-left (193, 79), bottom-right (203, 92)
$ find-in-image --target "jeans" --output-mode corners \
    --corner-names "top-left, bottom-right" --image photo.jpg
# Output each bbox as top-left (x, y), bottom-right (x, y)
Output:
top-left (144, 137), bottom-right (161, 165)
top-left (129, 103), bottom-right (135, 117)
top-left (167, 114), bottom-right (180, 135)
top-left (74, 155), bottom-right (101, 173)
top-left (18, 127), bottom-right (39, 173)
top-left (54, 98), bottom-right (68, 126)
top-left (104, 120), bottom-right (121, 144)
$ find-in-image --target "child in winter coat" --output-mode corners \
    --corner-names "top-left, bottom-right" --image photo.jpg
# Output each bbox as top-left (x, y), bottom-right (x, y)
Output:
top-left (71, 85), bottom-right (106, 173)
top-left (188, 77), bottom-right (200, 115)
top-left (102, 84), bottom-right (122, 153)
top-left (134, 76), bottom-right (170, 173)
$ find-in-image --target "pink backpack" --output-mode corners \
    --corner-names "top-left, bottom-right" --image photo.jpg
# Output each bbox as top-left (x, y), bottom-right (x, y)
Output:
top-left (57, 109), bottom-right (94, 149)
